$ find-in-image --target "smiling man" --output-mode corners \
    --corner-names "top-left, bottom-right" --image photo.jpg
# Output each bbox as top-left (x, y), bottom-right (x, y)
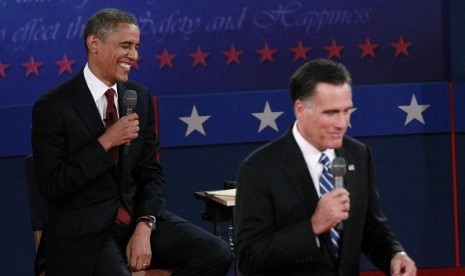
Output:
top-left (31, 8), bottom-right (232, 276)
top-left (235, 59), bottom-right (416, 276)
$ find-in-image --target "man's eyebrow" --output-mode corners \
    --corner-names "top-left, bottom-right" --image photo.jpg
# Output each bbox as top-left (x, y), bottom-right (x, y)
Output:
top-left (120, 41), bottom-right (139, 48)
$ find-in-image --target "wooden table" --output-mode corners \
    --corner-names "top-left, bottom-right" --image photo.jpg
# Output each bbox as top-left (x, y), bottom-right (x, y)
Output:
top-left (194, 190), bottom-right (235, 236)
top-left (194, 189), bottom-right (242, 276)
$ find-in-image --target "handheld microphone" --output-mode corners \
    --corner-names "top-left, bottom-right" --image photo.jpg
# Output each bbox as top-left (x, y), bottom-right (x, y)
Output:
top-left (123, 90), bottom-right (137, 154)
top-left (331, 157), bottom-right (347, 189)
top-left (331, 157), bottom-right (347, 231)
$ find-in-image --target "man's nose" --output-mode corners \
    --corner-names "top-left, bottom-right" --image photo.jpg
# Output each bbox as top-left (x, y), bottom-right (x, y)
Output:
top-left (128, 48), bottom-right (138, 60)
top-left (335, 113), bottom-right (349, 129)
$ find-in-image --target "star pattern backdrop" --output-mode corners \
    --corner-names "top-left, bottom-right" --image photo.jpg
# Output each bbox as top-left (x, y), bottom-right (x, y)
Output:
top-left (0, 0), bottom-right (450, 155)
top-left (1, 2), bottom-right (465, 273)
top-left (157, 82), bottom-right (451, 147)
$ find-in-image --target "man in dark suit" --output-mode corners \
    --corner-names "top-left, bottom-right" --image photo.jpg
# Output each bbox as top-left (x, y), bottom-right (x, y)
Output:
top-left (31, 8), bottom-right (232, 276)
top-left (234, 59), bottom-right (416, 276)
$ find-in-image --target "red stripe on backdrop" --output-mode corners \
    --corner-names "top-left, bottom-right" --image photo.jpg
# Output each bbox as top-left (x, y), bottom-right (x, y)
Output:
top-left (153, 96), bottom-right (159, 137)
top-left (449, 82), bottom-right (461, 267)
top-left (153, 96), bottom-right (160, 163)
top-left (362, 267), bottom-right (465, 276)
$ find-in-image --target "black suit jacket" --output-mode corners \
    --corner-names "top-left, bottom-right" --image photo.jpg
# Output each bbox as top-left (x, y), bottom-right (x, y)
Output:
top-left (31, 71), bottom-right (165, 275)
top-left (235, 127), bottom-right (404, 276)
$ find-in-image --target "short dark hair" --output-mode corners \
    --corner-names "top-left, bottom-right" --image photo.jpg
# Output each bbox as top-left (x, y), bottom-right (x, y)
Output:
top-left (83, 8), bottom-right (137, 53)
top-left (289, 58), bottom-right (352, 104)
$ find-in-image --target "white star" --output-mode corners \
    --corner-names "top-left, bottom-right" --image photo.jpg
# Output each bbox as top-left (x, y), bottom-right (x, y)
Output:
top-left (398, 94), bottom-right (430, 125)
top-left (179, 105), bottom-right (211, 136)
top-left (348, 107), bottom-right (357, 128)
top-left (252, 101), bottom-right (284, 132)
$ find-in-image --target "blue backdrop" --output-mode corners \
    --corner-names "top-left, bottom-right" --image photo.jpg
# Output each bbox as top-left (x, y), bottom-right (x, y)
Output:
top-left (0, 1), bottom-right (464, 275)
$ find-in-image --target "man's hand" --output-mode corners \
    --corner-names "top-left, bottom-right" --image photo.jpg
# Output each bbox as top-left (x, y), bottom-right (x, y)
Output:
top-left (311, 188), bottom-right (350, 235)
top-left (126, 222), bottom-right (152, 271)
top-left (98, 113), bottom-right (139, 151)
top-left (391, 251), bottom-right (417, 276)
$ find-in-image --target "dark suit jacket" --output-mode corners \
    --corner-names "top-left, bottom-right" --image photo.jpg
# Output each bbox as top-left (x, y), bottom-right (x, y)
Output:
top-left (31, 71), bottom-right (165, 275)
top-left (235, 127), bottom-right (404, 276)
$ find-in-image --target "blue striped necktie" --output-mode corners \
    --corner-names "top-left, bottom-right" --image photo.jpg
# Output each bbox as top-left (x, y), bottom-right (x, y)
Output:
top-left (319, 153), bottom-right (340, 253)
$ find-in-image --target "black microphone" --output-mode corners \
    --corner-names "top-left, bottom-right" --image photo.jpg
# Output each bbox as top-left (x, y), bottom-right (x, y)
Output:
top-left (331, 157), bottom-right (347, 231)
top-left (123, 90), bottom-right (137, 154)
top-left (331, 157), bottom-right (347, 189)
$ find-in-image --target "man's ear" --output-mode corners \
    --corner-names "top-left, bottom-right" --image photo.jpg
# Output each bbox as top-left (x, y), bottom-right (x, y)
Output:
top-left (86, 35), bottom-right (99, 53)
top-left (294, 100), bottom-right (305, 121)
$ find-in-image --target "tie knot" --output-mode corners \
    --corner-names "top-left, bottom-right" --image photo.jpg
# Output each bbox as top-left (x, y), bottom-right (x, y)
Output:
top-left (319, 153), bottom-right (331, 168)
top-left (104, 89), bottom-right (116, 103)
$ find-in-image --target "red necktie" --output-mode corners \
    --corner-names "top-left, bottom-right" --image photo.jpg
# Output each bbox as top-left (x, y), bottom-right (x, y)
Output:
top-left (104, 89), bottom-right (131, 225)
top-left (104, 89), bottom-right (119, 163)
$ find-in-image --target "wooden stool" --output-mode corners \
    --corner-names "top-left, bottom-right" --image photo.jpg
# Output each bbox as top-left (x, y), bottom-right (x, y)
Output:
top-left (132, 269), bottom-right (172, 276)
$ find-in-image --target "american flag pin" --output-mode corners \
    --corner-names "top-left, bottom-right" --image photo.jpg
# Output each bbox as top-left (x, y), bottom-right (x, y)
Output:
top-left (348, 164), bottom-right (355, 171)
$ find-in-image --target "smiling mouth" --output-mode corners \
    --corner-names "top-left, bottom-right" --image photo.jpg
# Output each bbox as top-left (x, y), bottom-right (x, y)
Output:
top-left (118, 62), bottom-right (131, 70)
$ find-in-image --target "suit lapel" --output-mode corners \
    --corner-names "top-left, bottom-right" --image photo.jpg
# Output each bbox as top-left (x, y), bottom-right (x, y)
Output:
top-left (72, 72), bottom-right (105, 137)
top-left (280, 130), bottom-right (340, 262)
top-left (279, 129), bottom-right (320, 216)
top-left (279, 128), bottom-right (345, 262)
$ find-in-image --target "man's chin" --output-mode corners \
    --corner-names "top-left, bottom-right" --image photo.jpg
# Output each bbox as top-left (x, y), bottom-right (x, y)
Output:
top-left (329, 140), bottom-right (344, 149)
top-left (117, 75), bottom-right (129, 83)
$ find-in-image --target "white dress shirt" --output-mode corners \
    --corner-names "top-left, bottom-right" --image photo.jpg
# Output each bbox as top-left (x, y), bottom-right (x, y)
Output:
top-left (292, 122), bottom-right (335, 197)
top-left (83, 63), bottom-right (119, 124)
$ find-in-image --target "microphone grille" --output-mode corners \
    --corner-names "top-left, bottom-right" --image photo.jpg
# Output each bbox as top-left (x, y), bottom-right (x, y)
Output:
top-left (123, 90), bottom-right (137, 109)
top-left (331, 157), bottom-right (347, 177)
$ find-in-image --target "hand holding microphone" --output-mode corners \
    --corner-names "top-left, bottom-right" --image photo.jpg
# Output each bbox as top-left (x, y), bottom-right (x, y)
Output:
top-left (311, 157), bottom-right (349, 235)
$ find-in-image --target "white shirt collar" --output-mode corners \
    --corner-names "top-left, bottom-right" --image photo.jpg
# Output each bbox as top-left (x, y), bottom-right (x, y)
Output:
top-left (83, 63), bottom-right (118, 102)
top-left (292, 121), bottom-right (335, 168)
